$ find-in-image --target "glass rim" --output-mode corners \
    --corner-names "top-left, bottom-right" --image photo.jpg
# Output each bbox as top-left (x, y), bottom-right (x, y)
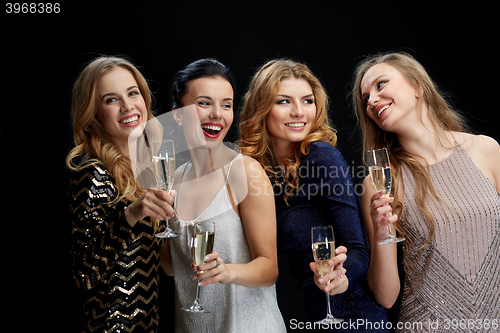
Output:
top-left (311, 225), bottom-right (333, 231)
top-left (365, 147), bottom-right (388, 153)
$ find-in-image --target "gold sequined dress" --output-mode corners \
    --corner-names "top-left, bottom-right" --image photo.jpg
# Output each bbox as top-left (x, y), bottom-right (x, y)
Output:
top-left (69, 163), bottom-right (165, 332)
top-left (399, 145), bottom-right (500, 332)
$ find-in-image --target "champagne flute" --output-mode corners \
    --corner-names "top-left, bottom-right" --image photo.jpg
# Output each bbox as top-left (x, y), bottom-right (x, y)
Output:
top-left (152, 139), bottom-right (180, 238)
top-left (311, 225), bottom-right (343, 324)
top-left (365, 148), bottom-right (405, 245)
top-left (182, 221), bottom-right (215, 313)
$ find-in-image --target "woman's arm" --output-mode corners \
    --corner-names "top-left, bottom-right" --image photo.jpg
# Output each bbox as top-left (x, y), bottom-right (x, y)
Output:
top-left (361, 176), bottom-right (400, 308)
top-left (193, 156), bottom-right (279, 288)
top-left (308, 143), bottom-right (370, 293)
top-left (69, 165), bottom-right (136, 291)
top-left (70, 165), bottom-right (175, 289)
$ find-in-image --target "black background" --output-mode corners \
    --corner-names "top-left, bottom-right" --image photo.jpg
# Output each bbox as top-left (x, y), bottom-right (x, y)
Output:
top-left (4, 1), bottom-right (499, 331)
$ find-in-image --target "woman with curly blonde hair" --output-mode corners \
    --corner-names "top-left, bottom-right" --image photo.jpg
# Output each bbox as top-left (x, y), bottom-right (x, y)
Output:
top-left (239, 59), bottom-right (388, 331)
top-left (67, 56), bottom-right (175, 332)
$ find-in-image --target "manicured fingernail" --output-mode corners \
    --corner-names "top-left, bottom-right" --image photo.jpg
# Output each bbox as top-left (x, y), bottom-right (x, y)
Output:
top-left (192, 266), bottom-right (198, 272)
top-left (198, 281), bottom-right (205, 286)
top-left (192, 275), bottom-right (197, 280)
top-left (204, 256), bottom-right (210, 263)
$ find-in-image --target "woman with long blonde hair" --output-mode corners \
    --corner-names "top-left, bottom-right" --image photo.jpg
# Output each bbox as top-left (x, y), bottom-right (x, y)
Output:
top-left (239, 59), bottom-right (388, 331)
top-left (67, 56), bottom-right (174, 332)
top-left (353, 52), bottom-right (500, 331)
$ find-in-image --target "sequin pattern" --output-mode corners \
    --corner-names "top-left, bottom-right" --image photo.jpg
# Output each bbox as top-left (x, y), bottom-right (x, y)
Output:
top-left (70, 164), bottom-right (164, 332)
top-left (399, 145), bottom-right (500, 332)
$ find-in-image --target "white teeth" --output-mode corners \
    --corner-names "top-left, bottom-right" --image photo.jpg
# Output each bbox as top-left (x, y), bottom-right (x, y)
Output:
top-left (285, 122), bottom-right (305, 128)
top-left (377, 105), bottom-right (390, 117)
top-left (121, 115), bottom-right (138, 124)
top-left (201, 125), bottom-right (222, 131)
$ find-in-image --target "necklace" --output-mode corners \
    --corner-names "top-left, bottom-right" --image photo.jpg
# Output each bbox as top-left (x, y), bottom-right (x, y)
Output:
top-left (268, 166), bottom-right (286, 188)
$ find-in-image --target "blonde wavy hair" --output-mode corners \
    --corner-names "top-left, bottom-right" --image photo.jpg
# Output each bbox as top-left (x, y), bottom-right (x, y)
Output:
top-left (66, 56), bottom-right (155, 204)
top-left (239, 59), bottom-right (337, 203)
top-left (352, 52), bottom-right (468, 243)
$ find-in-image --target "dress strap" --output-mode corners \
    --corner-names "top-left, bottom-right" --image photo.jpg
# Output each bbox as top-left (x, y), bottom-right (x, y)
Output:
top-left (174, 163), bottom-right (190, 208)
top-left (221, 154), bottom-right (241, 210)
top-left (224, 154), bottom-right (240, 185)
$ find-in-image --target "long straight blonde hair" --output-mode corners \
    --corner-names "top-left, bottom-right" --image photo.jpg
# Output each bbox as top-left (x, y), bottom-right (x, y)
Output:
top-left (239, 59), bottom-right (337, 203)
top-left (352, 52), bottom-right (468, 242)
top-left (66, 56), bottom-right (155, 203)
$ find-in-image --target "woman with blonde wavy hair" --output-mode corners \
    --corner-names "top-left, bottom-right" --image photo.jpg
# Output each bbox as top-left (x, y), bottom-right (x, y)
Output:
top-left (67, 56), bottom-right (175, 332)
top-left (239, 59), bottom-right (388, 331)
top-left (353, 52), bottom-right (500, 331)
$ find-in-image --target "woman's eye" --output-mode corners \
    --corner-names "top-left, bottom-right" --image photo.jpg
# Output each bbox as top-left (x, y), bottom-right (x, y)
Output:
top-left (377, 80), bottom-right (387, 90)
top-left (198, 101), bottom-right (210, 106)
top-left (106, 97), bottom-right (117, 104)
top-left (129, 91), bottom-right (140, 97)
top-left (222, 103), bottom-right (232, 109)
top-left (303, 99), bottom-right (314, 104)
top-left (277, 99), bottom-right (290, 104)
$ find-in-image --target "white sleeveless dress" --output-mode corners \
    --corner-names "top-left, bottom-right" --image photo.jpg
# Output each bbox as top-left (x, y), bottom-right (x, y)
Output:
top-left (169, 155), bottom-right (286, 333)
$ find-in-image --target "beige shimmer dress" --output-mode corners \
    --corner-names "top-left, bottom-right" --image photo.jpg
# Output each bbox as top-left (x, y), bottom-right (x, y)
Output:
top-left (398, 144), bottom-right (500, 332)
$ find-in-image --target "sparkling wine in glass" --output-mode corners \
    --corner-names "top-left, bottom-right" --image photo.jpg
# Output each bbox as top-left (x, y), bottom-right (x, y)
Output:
top-left (365, 148), bottom-right (405, 245)
top-left (152, 139), bottom-right (180, 238)
top-left (182, 221), bottom-right (215, 313)
top-left (311, 225), bottom-right (343, 324)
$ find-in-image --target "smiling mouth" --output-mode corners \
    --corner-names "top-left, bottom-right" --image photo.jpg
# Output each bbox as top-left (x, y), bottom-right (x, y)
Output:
top-left (201, 124), bottom-right (223, 138)
top-left (120, 115), bottom-right (139, 125)
top-left (377, 105), bottom-right (390, 118)
top-left (285, 122), bottom-right (306, 128)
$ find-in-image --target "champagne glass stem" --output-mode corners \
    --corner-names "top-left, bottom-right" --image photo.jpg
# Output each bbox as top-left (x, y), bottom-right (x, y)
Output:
top-left (165, 217), bottom-right (172, 232)
top-left (325, 285), bottom-right (334, 318)
top-left (387, 225), bottom-right (395, 239)
top-left (194, 281), bottom-right (201, 306)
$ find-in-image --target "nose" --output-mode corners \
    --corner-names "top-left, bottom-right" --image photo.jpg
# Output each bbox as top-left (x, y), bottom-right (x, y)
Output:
top-left (209, 105), bottom-right (222, 119)
top-left (290, 102), bottom-right (304, 118)
top-left (121, 98), bottom-right (135, 112)
top-left (367, 95), bottom-right (379, 110)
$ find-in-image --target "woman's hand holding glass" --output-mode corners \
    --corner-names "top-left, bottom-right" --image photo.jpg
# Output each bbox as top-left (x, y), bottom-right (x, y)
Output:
top-left (191, 251), bottom-right (231, 286)
top-left (310, 246), bottom-right (348, 295)
top-left (369, 190), bottom-right (399, 243)
top-left (124, 189), bottom-right (176, 227)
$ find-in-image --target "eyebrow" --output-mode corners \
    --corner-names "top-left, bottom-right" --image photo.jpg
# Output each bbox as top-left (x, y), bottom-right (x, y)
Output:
top-left (277, 94), bottom-right (314, 99)
top-left (101, 85), bottom-right (139, 101)
top-left (195, 96), bottom-right (233, 101)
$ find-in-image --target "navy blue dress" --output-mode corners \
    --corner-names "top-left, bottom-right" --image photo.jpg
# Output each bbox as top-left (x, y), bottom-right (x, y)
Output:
top-left (275, 141), bottom-right (389, 332)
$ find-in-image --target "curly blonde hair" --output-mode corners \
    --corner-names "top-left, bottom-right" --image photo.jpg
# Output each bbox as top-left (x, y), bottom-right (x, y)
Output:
top-left (66, 56), bottom-right (156, 204)
top-left (238, 59), bottom-right (337, 203)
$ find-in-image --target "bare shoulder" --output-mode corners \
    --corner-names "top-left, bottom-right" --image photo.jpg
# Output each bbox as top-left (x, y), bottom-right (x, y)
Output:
top-left (240, 155), bottom-right (267, 178)
top-left (454, 132), bottom-right (500, 156)
top-left (454, 132), bottom-right (500, 190)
